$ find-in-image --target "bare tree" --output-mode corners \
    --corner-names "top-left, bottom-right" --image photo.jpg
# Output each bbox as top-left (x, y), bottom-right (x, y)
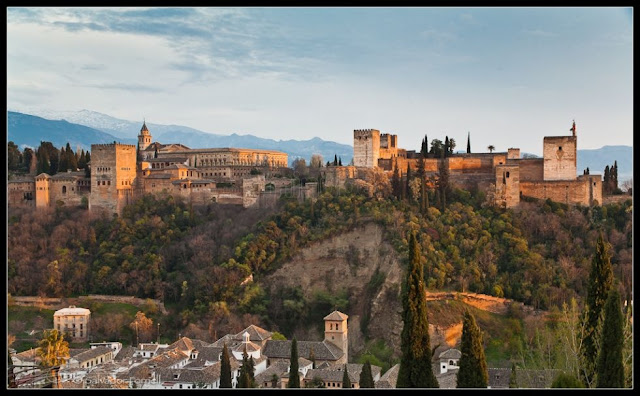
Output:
top-left (310, 154), bottom-right (324, 168)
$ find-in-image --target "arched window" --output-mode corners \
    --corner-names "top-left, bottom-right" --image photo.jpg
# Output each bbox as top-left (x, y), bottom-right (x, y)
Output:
top-left (62, 186), bottom-right (67, 194)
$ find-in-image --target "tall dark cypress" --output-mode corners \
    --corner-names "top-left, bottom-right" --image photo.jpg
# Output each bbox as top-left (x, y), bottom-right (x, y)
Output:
top-left (456, 310), bottom-right (488, 388)
top-left (596, 288), bottom-right (624, 388)
top-left (288, 338), bottom-right (300, 388)
top-left (444, 136), bottom-right (450, 158)
top-left (466, 132), bottom-right (471, 154)
top-left (396, 233), bottom-right (439, 388)
top-left (220, 344), bottom-right (232, 388)
top-left (391, 158), bottom-right (401, 199)
top-left (334, 154), bottom-right (338, 166)
top-left (423, 134), bottom-right (429, 158)
top-left (581, 233), bottom-right (614, 386)
top-left (359, 360), bottom-right (374, 388)
top-left (509, 363), bottom-right (517, 388)
top-left (405, 164), bottom-right (412, 203)
top-left (342, 364), bottom-right (351, 388)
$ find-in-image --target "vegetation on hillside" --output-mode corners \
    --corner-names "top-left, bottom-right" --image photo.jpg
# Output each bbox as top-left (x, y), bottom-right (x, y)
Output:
top-left (8, 185), bottom-right (632, 355)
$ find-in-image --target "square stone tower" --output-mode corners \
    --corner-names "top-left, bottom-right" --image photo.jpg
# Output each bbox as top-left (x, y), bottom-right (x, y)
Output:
top-left (324, 311), bottom-right (349, 363)
top-left (89, 143), bottom-right (137, 213)
top-left (543, 136), bottom-right (577, 181)
top-left (353, 129), bottom-right (380, 168)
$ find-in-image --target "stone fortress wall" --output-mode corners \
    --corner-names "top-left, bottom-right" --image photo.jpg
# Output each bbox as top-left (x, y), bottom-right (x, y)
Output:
top-left (326, 124), bottom-right (602, 208)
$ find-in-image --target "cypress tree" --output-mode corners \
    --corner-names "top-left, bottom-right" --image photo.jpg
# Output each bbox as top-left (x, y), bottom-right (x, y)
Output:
top-left (581, 233), bottom-right (614, 386)
top-left (405, 164), bottom-right (412, 202)
top-left (603, 166), bottom-right (610, 194)
top-left (391, 158), bottom-right (401, 199)
top-left (456, 310), bottom-right (488, 388)
top-left (444, 136), bottom-right (450, 158)
top-left (423, 134), bottom-right (429, 158)
top-left (66, 143), bottom-right (77, 170)
top-left (58, 146), bottom-right (68, 173)
top-left (334, 155), bottom-right (338, 166)
top-left (338, 157), bottom-right (342, 166)
top-left (396, 233), bottom-right (439, 388)
top-left (508, 363), bottom-right (517, 388)
top-left (596, 288), bottom-right (624, 388)
top-left (342, 365), bottom-right (351, 388)
top-left (359, 360), bottom-right (374, 388)
top-left (237, 348), bottom-right (250, 388)
top-left (154, 145), bottom-right (158, 159)
top-left (309, 347), bottom-right (316, 369)
top-left (85, 151), bottom-right (90, 165)
top-left (287, 338), bottom-right (300, 388)
top-left (220, 344), bottom-right (232, 388)
top-left (467, 132), bottom-right (471, 154)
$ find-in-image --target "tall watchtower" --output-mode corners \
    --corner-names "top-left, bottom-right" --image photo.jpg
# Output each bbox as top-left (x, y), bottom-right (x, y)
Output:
top-left (324, 310), bottom-right (349, 363)
top-left (353, 129), bottom-right (380, 168)
top-left (138, 121), bottom-right (152, 152)
top-left (543, 122), bottom-right (577, 181)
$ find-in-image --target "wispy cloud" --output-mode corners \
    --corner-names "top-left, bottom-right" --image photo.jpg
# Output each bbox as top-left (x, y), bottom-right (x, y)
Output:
top-left (522, 28), bottom-right (557, 38)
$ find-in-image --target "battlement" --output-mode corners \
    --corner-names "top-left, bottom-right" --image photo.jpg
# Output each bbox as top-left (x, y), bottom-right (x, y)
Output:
top-left (91, 143), bottom-right (137, 150)
top-left (354, 129), bottom-right (380, 133)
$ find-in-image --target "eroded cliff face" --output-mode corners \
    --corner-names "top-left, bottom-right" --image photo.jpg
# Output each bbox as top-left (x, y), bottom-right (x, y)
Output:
top-left (260, 221), bottom-right (405, 359)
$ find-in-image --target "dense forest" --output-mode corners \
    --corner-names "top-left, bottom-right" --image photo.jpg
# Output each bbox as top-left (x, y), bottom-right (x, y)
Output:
top-left (8, 184), bottom-right (632, 340)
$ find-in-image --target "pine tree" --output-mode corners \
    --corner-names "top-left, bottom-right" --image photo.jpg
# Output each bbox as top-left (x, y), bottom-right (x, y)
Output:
top-left (508, 363), bottom-right (517, 388)
top-left (580, 233), bottom-right (614, 386)
top-left (396, 233), bottom-right (439, 388)
top-left (342, 364), bottom-right (351, 388)
top-left (467, 132), bottom-right (471, 154)
top-left (596, 288), bottom-right (624, 388)
top-left (220, 344), bottom-right (232, 388)
top-left (359, 360), bottom-right (374, 388)
top-left (456, 310), bottom-right (488, 388)
top-left (287, 338), bottom-right (300, 388)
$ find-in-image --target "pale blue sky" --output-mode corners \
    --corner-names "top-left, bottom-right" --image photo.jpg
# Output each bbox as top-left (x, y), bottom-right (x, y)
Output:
top-left (7, 7), bottom-right (633, 155)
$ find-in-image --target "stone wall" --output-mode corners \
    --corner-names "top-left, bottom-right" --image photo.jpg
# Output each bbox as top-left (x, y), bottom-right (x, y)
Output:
top-left (516, 158), bottom-right (544, 181)
top-left (8, 179), bottom-right (35, 207)
top-left (543, 136), bottom-right (577, 181)
top-left (520, 177), bottom-right (596, 206)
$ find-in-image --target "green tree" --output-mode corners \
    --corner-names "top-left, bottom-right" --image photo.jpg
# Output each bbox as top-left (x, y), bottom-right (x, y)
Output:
top-left (309, 346), bottom-right (316, 369)
top-left (37, 329), bottom-right (70, 367)
top-left (391, 159), bottom-right (402, 199)
top-left (8, 141), bottom-right (22, 171)
top-left (405, 164), bottom-right (412, 202)
top-left (66, 143), bottom-right (78, 170)
top-left (237, 347), bottom-right (255, 388)
top-left (359, 359), bottom-right (374, 388)
top-left (596, 288), bottom-right (624, 388)
top-left (305, 377), bottom-right (325, 388)
top-left (58, 146), bottom-right (68, 173)
top-left (509, 363), bottom-right (517, 388)
top-left (551, 372), bottom-right (585, 388)
top-left (456, 310), bottom-right (488, 388)
top-left (287, 337), bottom-right (300, 388)
top-left (220, 344), bottom-right (232, 388)
top-left (487, 145), bottom-right (495, 153)
top-left (581, 233), bottom-right (613, 386)
top-left (333, 154), bottom-right (338, 166)
top-left (466, 132), bottom-right (471, 154)
top-left (396, 232), bottom-right (439, 388)
top-left (342, 364), bottom-right (351, 388)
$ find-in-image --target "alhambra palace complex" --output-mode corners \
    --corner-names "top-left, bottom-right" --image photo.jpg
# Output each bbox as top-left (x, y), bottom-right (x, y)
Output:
top-left (8, 121), bottom-right (602, 212)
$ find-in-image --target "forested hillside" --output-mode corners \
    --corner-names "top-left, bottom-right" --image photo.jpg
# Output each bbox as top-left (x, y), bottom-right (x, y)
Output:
top-left (8, 188), bottom-right (632, 345)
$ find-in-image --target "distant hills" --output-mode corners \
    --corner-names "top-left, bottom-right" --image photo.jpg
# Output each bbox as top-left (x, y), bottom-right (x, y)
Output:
top-left (7, 110), bottom-right (632, 181)
top-left (8, 110), bottom-right (353, 167)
